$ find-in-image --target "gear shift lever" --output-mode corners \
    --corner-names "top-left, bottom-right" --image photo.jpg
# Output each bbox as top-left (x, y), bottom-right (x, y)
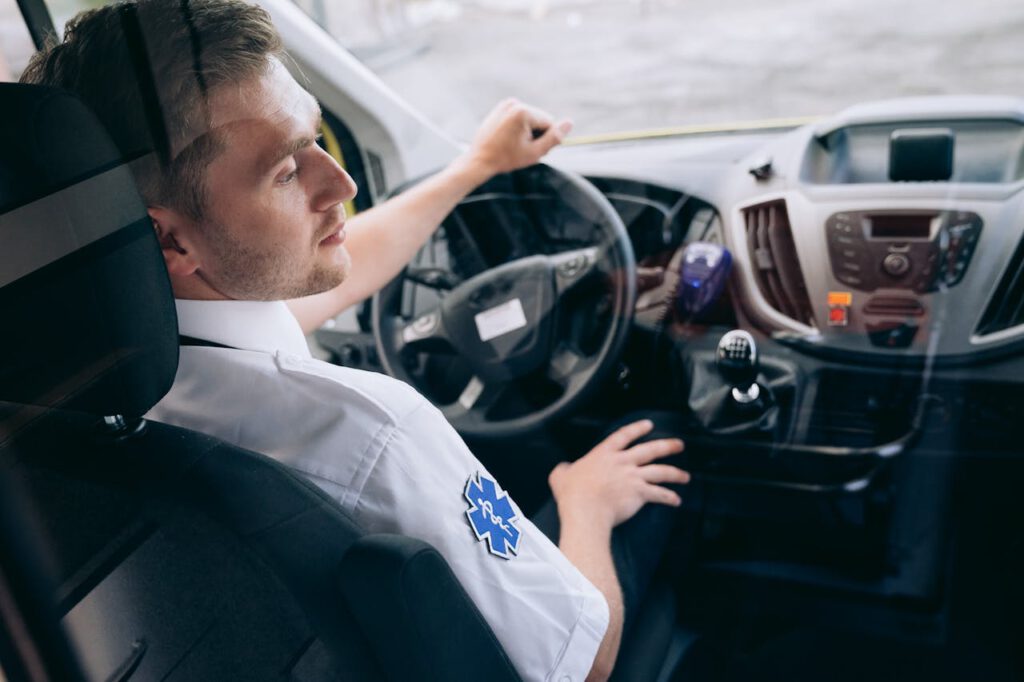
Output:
top-left (716, 330), bottom-right (761, 404)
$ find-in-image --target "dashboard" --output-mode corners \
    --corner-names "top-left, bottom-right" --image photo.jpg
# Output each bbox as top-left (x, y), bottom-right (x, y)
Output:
top-left (554, 95), bottom-right (1024, 363)
top-left (320, 95), bottom-right (1024, 451)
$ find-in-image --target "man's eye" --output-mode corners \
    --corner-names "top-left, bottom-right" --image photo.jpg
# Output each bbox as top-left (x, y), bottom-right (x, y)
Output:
top-left (277, 168), bottom-right (299, 184)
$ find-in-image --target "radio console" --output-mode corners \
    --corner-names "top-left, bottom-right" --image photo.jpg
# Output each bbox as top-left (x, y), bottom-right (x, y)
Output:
top-left (825, 210), bottom-right (982, 293)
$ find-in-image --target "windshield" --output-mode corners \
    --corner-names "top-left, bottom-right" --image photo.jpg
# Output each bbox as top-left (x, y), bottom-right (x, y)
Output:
top-left (290, 0), bottom-right (1024, 140)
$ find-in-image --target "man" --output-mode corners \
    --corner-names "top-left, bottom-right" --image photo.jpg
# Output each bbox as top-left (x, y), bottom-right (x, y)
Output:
top-left (22, 2), bottom-right (688, 679)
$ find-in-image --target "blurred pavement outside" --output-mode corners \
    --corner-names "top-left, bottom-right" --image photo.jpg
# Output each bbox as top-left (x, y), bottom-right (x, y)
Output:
top-left (297, 0), bottom-right (1024, 140)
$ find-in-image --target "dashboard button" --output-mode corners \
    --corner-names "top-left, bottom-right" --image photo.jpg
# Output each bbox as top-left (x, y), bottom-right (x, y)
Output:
top-left (883, 253), bottom-right (911, 277)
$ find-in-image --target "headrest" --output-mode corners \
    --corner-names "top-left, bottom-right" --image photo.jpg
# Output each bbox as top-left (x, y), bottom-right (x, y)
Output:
top-left (0, 83), bottom-right (178, 419)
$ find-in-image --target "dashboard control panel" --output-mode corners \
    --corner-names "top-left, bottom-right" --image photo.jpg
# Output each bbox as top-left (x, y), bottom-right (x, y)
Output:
top-left (825, 211), bottom-right (982, 293)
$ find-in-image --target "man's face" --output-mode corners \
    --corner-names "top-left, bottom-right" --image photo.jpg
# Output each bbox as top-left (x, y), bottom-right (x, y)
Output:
top-left (183, 57), bottom-right (357, 300)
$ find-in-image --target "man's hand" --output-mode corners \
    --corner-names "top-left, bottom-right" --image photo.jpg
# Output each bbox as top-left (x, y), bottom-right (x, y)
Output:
top-left (461, 98), bottom-right (573, 178)
top-left (549, 419), bottom-right (689, 533)
top-left (550, 419), bottom-right (687, 682)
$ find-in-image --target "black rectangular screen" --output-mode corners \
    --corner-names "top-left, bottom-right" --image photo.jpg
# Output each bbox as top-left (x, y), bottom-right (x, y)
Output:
top-left (889, 128), bottom-right (954, 181)
top-left (870, 214), bottom-right (932, 239)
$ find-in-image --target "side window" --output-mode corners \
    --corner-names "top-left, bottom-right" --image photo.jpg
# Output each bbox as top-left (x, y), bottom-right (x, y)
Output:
top-left (0, 0), bottom-right (36, 81)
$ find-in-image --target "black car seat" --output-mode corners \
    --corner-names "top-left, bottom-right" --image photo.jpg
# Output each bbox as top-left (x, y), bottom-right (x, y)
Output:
top-left (0, 82), bottom-right (521, 682)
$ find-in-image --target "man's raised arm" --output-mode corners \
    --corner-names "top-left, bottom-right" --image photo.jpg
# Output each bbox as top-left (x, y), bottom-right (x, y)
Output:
top-left (287, 99), bottom-right (572, 333)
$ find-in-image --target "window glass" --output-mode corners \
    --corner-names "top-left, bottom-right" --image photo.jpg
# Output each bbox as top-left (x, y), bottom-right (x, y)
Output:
top-left (0, 0), bottom-right (34, 80)
top-left (0, 0), bottom-right (105, 80)
top-left (291, 0), bottom-right (1024, 139)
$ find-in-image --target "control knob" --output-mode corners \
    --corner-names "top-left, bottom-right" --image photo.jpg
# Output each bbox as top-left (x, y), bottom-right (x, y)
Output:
top-left (883, 253), bottom-right (911, 278)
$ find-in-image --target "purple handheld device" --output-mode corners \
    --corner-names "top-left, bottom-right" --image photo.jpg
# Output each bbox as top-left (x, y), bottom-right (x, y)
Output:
top-left (676, 242), bottom-right (732, 318)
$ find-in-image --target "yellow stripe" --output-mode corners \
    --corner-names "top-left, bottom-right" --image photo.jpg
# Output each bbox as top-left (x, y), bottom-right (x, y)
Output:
top-left (564, 116), bottom-right (821, 146)
top-left (320, 121), bottom-right (357, 217)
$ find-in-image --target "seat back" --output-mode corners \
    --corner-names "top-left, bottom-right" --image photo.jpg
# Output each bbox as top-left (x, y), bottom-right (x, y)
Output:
top-left (0, 83), bottom-right (519, 681)
top-left (3, 407), bottom-right (383, 681)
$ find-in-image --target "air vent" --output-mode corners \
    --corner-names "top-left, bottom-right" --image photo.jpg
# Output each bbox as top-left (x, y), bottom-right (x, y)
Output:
top-left (742, 200), bottom-right (815, 326)
top-left (863, 296), bottom-right (924, 317)
top-left (975, 236), bottom-right (1024, 335)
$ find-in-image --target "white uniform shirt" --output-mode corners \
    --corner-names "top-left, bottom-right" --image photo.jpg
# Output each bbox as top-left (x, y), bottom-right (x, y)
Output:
top-left (147, 299), bottom-right (609, 682)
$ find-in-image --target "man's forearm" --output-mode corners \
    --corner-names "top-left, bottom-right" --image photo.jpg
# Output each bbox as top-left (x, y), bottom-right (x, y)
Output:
top-left (287, 154), bottom-right (492, 333)
top-left (559, 518), bottom-right (624, 682)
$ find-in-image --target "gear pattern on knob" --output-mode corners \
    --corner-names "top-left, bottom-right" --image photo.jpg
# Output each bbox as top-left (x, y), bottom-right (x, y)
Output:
top-left (716, 330), bottom-right (761, 405)
top-left (720, 335), bottom-right (753, 361)
top-left (716, 330), bottom-right (758, 383)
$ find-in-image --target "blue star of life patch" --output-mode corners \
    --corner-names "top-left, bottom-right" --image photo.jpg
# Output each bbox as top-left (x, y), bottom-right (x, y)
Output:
top-left (464, 471), bottom-right (522, 559)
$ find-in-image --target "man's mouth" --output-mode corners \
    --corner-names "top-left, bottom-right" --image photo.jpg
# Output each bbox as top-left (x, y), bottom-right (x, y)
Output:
top-left (319, 224), bottom-right (346, 247)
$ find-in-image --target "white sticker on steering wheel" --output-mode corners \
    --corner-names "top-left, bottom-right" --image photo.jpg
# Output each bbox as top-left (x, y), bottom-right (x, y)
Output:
top-left (474, 298), bottom-right (528, 342)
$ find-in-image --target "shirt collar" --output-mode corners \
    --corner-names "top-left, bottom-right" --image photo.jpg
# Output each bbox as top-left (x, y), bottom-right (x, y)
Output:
top-left (175, 299), bottom-right (312, 358)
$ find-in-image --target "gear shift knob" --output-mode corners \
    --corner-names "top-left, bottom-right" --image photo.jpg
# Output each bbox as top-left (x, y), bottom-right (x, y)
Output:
top-left (716, 330), bottom-right (761, 403)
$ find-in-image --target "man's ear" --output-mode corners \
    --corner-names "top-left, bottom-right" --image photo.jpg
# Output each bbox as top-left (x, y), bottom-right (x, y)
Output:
top-left (147, 206), bottom-right (200, 277)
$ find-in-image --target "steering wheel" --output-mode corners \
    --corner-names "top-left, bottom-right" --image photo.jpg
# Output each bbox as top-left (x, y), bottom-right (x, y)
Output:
top-left (372, 164), bottom-right (636, 439)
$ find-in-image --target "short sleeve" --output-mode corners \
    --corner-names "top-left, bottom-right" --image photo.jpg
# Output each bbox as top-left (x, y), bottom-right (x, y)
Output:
top-left (352, 400), bottom-right (609, 682)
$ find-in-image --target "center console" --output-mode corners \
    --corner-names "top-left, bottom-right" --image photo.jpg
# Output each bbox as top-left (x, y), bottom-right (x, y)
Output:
top-left (825, 210), bottom-right (982, 293)
top-left (666, 328), bottom-right (952, 613)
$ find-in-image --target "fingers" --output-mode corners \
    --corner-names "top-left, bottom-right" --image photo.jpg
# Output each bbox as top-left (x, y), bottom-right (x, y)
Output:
top-left (475, 98), bottom-right (571, 168)
top-left (502, 99), bottom-right (569, 146)
top-left (533, 118), bottom-right (572, 155)
top-left (640, 464), bottom-right (691, 486)
top-left (642, 483), bottom-right (683, 508)
top-left (627, 437), bottom-right (685, 465)
top-left (484, 97), bottom-right (519, 120)
top-left (519, 101), bottom-right (553, 128)
top-left (491, 98), bottom-right (550, 132)
top-left (518, 103), bottom-right (570, 153)
top-left (596, 419), bottom-right (655, 451)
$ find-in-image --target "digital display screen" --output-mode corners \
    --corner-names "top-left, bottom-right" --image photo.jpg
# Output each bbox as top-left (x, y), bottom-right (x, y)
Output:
top-left (889, 128), bottom-right (955, 182)
top-left (870, 214), bottom-right (932, 239)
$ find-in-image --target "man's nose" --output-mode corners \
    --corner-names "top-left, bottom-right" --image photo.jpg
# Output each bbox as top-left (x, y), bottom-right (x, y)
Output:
top-left (312, 147), bottom-right (358, 211)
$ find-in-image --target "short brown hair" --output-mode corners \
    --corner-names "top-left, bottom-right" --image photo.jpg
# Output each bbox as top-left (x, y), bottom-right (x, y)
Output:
top-left (20, 0), bottom-right (283, 219)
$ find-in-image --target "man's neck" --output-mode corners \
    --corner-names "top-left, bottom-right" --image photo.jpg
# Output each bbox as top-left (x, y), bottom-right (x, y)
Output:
top-left (169, 273), bottom-right (232, 301)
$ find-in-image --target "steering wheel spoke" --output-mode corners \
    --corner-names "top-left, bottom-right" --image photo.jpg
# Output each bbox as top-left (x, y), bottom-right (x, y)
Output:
top-left (549, 246), bottom-right (601, 296)
top-left (546, 345), bottom-right (596, 393)
top-left (442, 376), bottom-right (506, 421)
top-left (396, 307), bottom-right (452, 353)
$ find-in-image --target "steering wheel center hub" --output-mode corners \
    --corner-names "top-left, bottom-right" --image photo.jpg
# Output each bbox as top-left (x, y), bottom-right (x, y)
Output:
top-left (442, 256), bottom-right (556, 382)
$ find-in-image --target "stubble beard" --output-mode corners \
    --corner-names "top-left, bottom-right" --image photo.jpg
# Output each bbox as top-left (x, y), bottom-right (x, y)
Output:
top-left (204, 221), bottom-right (349, 301)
